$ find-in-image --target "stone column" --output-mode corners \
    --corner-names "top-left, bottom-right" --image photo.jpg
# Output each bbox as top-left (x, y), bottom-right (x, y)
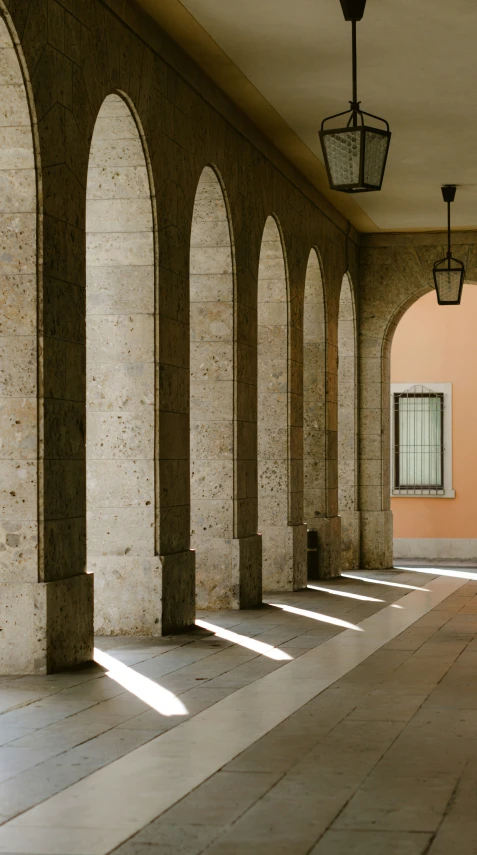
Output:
top-left (0, 11), bottom-right (93, 674)
top-left (314, 308), bottom-right (341, 577)
top-left (359, 257), bottom-right (394, 570)
top-left (233, 198), bottom-right (262, 607)
top-left (157, 181), bottom-right (195, 633)
top-left (258, 217), bottom-right (305, 591)
top-left (290, 281), bottom-right (307, 590)
top-left (190, 166), bottom-right (262, 610)
top-left (338, 275), bottom-right (360, 571)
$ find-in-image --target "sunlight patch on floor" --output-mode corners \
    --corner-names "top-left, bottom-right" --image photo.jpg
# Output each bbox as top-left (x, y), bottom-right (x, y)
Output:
top-left (342, 573), bottom-right (430, 592)
top-left (395, 565), bottom-right (477, 582)
top-left (195, 620), bottom-right (292, 661)
top-left (307, 584), bottom-right (385, 603)
top-left (94, 648), bottom-right (188, 716)
top-left (267, 602), bottom-right (363, 631)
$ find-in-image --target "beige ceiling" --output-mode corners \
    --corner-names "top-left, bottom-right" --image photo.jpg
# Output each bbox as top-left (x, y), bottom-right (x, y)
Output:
top-left (136, 0), bottom-right (477, 233)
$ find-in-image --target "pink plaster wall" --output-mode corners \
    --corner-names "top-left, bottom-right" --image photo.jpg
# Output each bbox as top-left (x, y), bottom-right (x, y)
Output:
top-left (391, 284), bottom-right (477, 539)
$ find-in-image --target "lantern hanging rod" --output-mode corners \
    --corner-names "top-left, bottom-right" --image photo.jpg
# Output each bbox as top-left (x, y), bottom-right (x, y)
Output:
top-left (339, 1), bottom-right (367, 119)
top-left (441, 185), bottom-right (457, 263)
top-left (352, 20), bottom-right (357, 110)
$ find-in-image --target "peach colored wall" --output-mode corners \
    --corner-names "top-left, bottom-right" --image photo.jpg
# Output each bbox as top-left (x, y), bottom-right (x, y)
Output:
top-left (391, 284), bottom-right (477, 539)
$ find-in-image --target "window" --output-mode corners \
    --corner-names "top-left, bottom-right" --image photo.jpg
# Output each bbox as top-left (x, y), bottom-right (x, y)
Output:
top-left (391, 383), bottom-right (454, 498)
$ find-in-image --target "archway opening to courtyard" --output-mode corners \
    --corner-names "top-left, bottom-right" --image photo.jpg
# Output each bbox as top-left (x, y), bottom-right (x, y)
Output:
top-left (0, 12), bottom-right (38, 590)
top-left (86, 92), bottom-right (158, 635)
top-left (391, 285), bottom-right (477, 565)
top-left (338, 273), bottom-right (359, 571)
top-left (303, 250), bottom-right (327, 578)
top-left (189, 166), bottom-right (235, 609)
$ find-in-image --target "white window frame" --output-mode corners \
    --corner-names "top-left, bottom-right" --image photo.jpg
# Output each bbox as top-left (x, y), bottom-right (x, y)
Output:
top-left (391, 382), bottom-right (454, 498)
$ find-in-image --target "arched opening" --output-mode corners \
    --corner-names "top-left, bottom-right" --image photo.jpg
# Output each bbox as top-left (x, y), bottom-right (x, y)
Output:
top-left (303, 249), bottom-right (327, 577)
top-left (190, 166), bottom-right (235, 609)
top-left (338, 273), bottom-right (359, 570)
top-left (86, 93), bottom-right (158, 634)
top-left (391, 285), bottom-right (477, 564)
top-left (0, 14), bottom-right (38, 589)
top-left (257, 216), bottom-right (295, 591)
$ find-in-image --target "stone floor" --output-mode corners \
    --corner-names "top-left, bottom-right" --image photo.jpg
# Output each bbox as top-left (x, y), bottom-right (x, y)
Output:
top-left (1, 564), bottom-right (477, 854)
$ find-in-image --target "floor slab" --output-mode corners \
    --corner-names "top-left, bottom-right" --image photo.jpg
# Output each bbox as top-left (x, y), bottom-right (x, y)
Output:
top-left (0, 571), bottom-right (467, 855)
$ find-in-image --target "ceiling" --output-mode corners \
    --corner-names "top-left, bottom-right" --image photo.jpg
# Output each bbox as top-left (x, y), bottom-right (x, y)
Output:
top-left (136, 0), bottom-right (477, 233)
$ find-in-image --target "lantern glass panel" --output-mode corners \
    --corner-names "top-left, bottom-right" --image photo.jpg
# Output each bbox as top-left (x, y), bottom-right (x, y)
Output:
top-left (434, 266), bottom-right (464, 305)
top-left (322, 129), bottom-right (361, 187)
top-left (364, 130), bottom-right (389, 187)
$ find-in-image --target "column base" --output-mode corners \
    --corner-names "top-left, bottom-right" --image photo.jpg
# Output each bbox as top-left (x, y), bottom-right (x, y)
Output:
top-left (161, 550), bottom-right (196, 634)
top-left (233, 534), bottom-right (262, 608)
top-left (339, 510), bottom-right (361, 572)
top-left (361, 510), bottom-right (394, 569)
top-left (262, 523), bottom-right (307, 592)
top-left (311, 516), bottom-right (341, 579)
top-left (92, 556), bottom-right (163, 636)
top-left (0, 574), bottom-right (93, 676)
top-left (292, 523), bottom-right (307, 590)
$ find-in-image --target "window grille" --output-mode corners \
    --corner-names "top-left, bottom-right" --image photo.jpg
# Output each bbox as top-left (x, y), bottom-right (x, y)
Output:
top-left (393, 385), bottom-right (444, 494)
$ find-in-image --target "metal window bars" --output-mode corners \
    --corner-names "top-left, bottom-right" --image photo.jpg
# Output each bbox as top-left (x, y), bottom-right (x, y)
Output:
top-left (393, 385), bottom-right (444, 495)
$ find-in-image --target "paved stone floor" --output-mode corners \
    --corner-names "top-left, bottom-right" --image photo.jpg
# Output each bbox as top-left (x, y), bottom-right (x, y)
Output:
top-left (1, 565), bottom-right (477, 854)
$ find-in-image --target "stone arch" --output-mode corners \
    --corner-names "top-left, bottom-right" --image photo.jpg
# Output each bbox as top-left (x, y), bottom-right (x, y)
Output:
top-left (338, 272), bottom-right (359, 570)
top-left (358, 240), bottom-right (439, 570)
top-left (86, 92), bottom-right (159, 635)
top-left (0, 9), bottom-right (41, 671)
top-left (303, 249), bottom-right (327, 575)
top-left (257, 216), bottom-right (306, 591)
top-left (190, 165), bottom-right (236, 609)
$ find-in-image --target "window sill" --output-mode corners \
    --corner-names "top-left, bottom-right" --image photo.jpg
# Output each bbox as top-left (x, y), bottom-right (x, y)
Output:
top-left (391, 489), bottom-right (455, 499)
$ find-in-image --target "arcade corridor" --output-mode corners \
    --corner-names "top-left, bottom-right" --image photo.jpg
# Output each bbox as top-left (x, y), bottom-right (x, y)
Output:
top-left (2, 0), bottom-right (477, 852)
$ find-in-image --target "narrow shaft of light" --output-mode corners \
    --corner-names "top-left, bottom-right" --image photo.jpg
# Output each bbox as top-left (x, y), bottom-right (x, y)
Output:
top-left (395, 565), bottom-right (477, 582)
top-left (267, 602), bottom-right (363, 631)
top-left (342, 573), bottom-right (430, 592)
top-left (94, 648), bottom-right (188, 716)
top-left (307, 584), bottom-right (384, 603)
top-left (195, 620), bottom-right (292, 661)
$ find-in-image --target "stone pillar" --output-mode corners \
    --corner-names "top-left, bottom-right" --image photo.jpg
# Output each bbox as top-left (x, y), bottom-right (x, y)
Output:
top-left (359, 260), bottom-right (394, 570)
top-left (303, 249), bottom-right (330, 580)
top-left (0, 12), bottom-right (93, 674)
top-left (190, 167), bottom-right (262, 610)
top-left (314, 305), bottom-right (342, 578)
top-left (338, 275), bottom-right (360, 571)
top-left (234, 202), bottom-right (262, 607)
top-left (157, 186), bottom-right (195, 633)
top-left (258, 217), bottom-right (305, 591)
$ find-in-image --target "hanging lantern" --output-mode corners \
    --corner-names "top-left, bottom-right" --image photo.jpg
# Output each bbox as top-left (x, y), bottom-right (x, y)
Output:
top-left (433, 186), bottom-right (465, 305)
top-left (319, 0), bottom-right (391, 193)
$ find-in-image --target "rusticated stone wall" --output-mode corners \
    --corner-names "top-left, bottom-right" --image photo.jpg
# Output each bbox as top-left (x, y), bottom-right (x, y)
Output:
top-left (0, 0), bottom-right (359, 673)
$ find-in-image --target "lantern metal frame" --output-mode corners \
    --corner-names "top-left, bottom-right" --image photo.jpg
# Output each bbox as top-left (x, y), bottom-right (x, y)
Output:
top-left (433, 185), bottom-right (465, 306)
top-left (319, 0), bottom-right (391, 193)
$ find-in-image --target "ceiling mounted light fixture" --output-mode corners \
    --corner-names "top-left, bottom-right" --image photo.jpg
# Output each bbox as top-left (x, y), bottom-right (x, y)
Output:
top-left (319, 0), bottom-right (391, 193)
top-left (433, 185), bottom-right (465, 305)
